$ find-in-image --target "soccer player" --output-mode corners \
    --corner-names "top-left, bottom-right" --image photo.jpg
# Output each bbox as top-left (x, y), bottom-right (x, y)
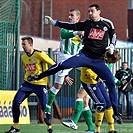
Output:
top-left (62, 50), bottom-right (121, 133)
top-left (62, 85), bottom-right (95, 133)
top-left (28, 4), bottom-right (123, 124)
top-left (5, 36), bottom-right (55, 133)
top-left (43, 9), bottom-right (83, 124)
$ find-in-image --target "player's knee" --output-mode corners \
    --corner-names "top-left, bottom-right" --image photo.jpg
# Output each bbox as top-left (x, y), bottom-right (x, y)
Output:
top-left (41, 106), bottom-right (46, 111)
top-left (106, 79), bottom-right (115, 88)
top-left (58, 62), bottom-right (65, 69)
top-left (76, 93), bottom-right (84, 99)
top-left (105, 101), bottom-right (112, 109)
top-left (12, 100), bottom-right (20, 108)
top-left (84, 102), bottom-right (89, 107)
top-left (54, 83), bottom-right (62, 89)
top-left (96, 102), bottom-right (106, 112)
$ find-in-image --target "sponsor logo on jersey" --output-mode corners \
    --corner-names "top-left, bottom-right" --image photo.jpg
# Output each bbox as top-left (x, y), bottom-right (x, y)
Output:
top-left (88, 28), bottom-right (105, 40)
top-left (26, 63), bottom-right (36, 72)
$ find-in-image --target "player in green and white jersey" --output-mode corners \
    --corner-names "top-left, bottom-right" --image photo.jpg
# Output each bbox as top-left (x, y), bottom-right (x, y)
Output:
top-left (44, 9), bottom-right (84, 123)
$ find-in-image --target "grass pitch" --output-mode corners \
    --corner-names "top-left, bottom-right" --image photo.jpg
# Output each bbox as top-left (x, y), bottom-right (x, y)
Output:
top-left (0, 122), bottom-right (133, 133)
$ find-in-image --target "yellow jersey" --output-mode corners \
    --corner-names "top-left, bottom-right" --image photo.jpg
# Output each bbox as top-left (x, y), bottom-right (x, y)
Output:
top-left (80, 64), bottom-right (112, 84)
top-left (80, 67), bottom-right (97, 84)
top-left (22, 50), bottom-right (55, 85)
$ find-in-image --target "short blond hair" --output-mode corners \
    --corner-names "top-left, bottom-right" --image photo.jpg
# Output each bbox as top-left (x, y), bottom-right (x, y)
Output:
top-left (21, 36), bottom-right (33, 44)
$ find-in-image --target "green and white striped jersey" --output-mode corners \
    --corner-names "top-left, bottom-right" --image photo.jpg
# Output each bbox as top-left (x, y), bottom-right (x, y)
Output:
top-left (60, 28), bottom-right (83, 55)
top-left (107, 63), bottom-right (121, 85)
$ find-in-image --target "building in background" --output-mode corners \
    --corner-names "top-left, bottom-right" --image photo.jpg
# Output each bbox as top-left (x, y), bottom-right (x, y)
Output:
top-left (128, 0), bottom-right (133, 42)
top-left (20, 0), bottom-right (129, 41)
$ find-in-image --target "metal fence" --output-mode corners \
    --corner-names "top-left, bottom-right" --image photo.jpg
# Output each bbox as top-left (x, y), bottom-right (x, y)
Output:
top-left (24, 48), bottom-right (133, 122)
top-left (0, 0), bottom-right (20, 90)
top-left (0, 0), bottom-right (132, 123)
top-left (1, 48), bottom-right (133, 122)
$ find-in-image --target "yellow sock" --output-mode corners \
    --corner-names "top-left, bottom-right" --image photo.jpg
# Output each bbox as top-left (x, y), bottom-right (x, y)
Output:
top-left (95, 111), bottom-right (104, 132)
top-left (47, 125), bottom-right (52, 129)
top-left (14, 123), bottom-right (19, 129)
top-left (105, 107), bottom-right (115, 131)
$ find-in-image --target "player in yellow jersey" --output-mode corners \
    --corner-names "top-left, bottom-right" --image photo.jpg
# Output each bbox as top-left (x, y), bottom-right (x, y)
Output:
top-left (62, 50), bottom-right (121, 133)
top-left (5, 36), bottom-right (55, 133)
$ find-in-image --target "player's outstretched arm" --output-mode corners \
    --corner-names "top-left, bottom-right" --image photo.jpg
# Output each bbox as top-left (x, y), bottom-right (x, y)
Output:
top-left (45, 16), bottom-right (56, 25)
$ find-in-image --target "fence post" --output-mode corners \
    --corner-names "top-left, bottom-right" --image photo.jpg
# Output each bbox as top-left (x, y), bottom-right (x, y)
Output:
top-left (48, 48), bottom-right (54, 86)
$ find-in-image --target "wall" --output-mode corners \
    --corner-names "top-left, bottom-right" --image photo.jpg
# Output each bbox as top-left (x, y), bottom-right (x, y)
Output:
top-left (128, 10), bottom-right (133, 42)
top-left (20, 35), bottom-right (60, 51)
top-left (20, 0), bottom-right (128, 41)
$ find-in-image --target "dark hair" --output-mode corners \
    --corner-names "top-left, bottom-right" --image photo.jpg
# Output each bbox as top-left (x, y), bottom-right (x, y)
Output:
top-left (89, 4), bottom-right (100, 10)
top-left (21, 36), bottom-right (33, 44)
top-left (69, 9), bottom-right (81, 16)
top-left (122, 62), bottom-right (128, 65)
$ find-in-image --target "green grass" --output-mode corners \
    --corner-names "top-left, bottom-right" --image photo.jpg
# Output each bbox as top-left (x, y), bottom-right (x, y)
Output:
top-left (0, 122), bottom-right (133, 133)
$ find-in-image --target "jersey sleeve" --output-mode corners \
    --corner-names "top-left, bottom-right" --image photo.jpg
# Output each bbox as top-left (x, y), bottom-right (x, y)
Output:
top-left (57, 21), bottom-right (85, 31)
top-left (102, 18), bottom-right (116, 45)
top-left (60, 28), bottom-right (75, 39)
top-left (108, 21), bottom-right (116, 45)
top-left (85, 68), bottom-right (98, 80)
top-left (40, 51), bottom-right (56, 66)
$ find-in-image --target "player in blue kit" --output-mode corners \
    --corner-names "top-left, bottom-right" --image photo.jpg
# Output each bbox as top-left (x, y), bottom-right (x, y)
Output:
top-left (62, 50), bottom-right (121, 133)
top-left (28, 4), bottom-right (123, 125)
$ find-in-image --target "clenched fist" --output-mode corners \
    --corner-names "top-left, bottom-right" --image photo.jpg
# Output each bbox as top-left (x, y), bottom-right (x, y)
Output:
top-left (45, 16), bottom-right (56, 25)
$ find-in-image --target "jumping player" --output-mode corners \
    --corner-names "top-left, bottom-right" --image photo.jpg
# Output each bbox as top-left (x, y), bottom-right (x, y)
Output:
top-left (28, 4), bottom-right (123, 124)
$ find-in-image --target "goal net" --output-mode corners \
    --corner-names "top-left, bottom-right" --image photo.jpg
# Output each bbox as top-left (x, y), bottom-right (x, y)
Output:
top-left (0, 0), bottom-right (20, 90)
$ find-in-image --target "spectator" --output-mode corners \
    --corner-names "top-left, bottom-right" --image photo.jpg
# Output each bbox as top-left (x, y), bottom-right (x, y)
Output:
top-left (115, 62), bottom-right (133, 118)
